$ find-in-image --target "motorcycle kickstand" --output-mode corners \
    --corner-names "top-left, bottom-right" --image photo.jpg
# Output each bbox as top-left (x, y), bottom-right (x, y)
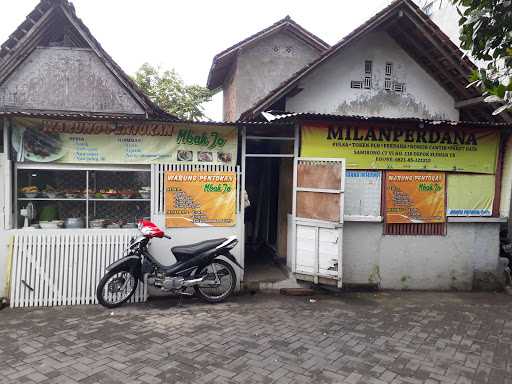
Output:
top-left (176, 289), bottom-right (192, 307)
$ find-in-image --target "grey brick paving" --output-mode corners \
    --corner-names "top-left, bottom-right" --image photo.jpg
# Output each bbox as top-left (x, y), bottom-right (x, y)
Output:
top-left (1, 292), bottom-right (512, 383)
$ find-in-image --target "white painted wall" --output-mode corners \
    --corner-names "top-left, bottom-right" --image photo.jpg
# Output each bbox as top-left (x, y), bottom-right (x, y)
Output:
top-left (343, 221), bottom-right (501, 290)
top-left (286, 32), bottom-right (459, 120)
top-left (0, 120), bottom-right (10, 298)
top-left (0, 230), bottom-right (12, 298)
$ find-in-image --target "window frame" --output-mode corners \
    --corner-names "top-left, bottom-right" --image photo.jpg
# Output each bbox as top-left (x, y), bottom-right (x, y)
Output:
top-left (364, 60), bottom-right (373, 74)
top-left (385, 62), bottom-right (393, 76)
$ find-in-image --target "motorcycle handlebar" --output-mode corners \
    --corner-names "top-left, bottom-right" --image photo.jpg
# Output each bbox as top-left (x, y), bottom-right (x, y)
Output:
top-left (163, 234), bottom-right (172, 239)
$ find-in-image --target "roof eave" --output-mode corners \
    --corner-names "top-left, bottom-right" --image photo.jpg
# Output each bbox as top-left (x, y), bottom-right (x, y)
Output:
top-left (267, 112), bottom-right (512, 129)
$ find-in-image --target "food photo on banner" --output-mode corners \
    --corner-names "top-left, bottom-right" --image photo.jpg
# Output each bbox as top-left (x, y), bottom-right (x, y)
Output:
top-left (11, 118), bottom-right (237, 165)
top-left (165, 171), bottom-right (236, 228)
top-left (385, 171), bottom-right (446, 224)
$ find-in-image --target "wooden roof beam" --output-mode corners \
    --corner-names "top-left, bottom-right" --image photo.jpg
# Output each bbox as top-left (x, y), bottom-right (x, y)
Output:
top-left (0, 10), bottom-right (58, 84)
top-left (389, 28), bottom-right (469, 99)
top-left (455, 97), bottom-right (484, 109)
top-left (402, 9), bottom-right (473, 80)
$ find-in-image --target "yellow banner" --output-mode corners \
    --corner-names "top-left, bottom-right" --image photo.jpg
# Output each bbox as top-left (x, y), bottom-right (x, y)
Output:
top-left (12, 118), bottom-right (237, 165)
top-left (165, 171), bottom-right (236, 228)
top-left (301, 124), bottom-right (499, 174)
top-left (385, 171), bottom-right (446, 223)
top-left (447, 174), bottom-right (495, 216)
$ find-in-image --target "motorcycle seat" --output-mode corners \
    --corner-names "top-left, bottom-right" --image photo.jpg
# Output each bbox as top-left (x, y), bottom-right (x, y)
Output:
top-left (172, 238), bottom-right (227, 259)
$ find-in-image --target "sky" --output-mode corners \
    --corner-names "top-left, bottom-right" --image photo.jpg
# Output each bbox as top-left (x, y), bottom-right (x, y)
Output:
top-left (0, 0), bottom-right (399, 120)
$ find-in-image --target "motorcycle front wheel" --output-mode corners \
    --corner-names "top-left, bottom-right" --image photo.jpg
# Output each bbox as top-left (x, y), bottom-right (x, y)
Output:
top-left (194, 259), bottom-right (236, 303)
top-left (96, 268), bottom-right (138, 308)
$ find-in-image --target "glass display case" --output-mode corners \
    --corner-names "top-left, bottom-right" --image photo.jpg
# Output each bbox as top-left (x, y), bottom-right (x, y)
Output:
top-left (16, 165), bottom-right (150, 229)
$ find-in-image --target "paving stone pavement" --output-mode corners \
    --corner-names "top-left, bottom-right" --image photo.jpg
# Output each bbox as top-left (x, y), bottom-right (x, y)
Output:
top-left (1, 291), bottom-right (512, 384)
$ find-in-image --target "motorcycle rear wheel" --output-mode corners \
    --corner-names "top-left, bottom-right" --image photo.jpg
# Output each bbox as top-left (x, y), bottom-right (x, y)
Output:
top-left (194, 259), bottom-right (236, 303)
top-left (97, 268), bottom-right (138, 308)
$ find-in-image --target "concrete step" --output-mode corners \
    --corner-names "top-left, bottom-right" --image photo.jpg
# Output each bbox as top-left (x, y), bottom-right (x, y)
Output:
top-left (241, 277), bottom-right (311, 292)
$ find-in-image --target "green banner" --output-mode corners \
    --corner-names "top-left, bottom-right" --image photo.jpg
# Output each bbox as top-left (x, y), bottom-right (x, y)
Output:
top-left (12, 118), bottom-right (237, 165)
top-left (301, 124), bottom-right (499, 174)
top-left (447, 174), bottom-right (495, 216)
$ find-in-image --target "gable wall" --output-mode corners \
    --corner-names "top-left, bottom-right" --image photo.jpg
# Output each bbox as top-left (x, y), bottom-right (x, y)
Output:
top-left (286, 32), bottom-right (459, 120)
top-left (228, 31), bottom-right (322, 120)
top-left (0, 47), bottom-right (145, 115)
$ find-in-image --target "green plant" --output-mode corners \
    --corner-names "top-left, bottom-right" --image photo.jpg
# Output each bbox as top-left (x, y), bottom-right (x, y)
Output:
top-left (133, 63), bottom-right (213, 121)
top-left (453, 0), bottom-right (512, 115)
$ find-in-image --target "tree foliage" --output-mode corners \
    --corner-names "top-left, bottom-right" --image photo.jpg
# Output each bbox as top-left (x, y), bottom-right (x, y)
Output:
top-left (133, 63), bottom-right (213, 121)
top-left (453, 0), bottom-right (512, 115)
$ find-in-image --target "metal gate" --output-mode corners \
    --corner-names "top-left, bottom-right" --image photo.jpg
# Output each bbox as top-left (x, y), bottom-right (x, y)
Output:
top-left (292, 157), bottom-right (346, 287)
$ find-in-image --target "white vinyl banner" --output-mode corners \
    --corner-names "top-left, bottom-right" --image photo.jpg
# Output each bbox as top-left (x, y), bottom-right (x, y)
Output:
top-left (344, 170), bottom-right (382, 219)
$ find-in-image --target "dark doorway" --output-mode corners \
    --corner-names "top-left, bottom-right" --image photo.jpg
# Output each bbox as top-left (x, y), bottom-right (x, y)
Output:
top-left (244, 156), bottom-right (293, 282)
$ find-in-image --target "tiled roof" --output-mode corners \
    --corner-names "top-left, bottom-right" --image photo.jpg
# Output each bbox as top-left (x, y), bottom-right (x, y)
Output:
top-left (0, 110), bottom-right (292, 127)
top-left (263, 112), bottom-right (512, 128)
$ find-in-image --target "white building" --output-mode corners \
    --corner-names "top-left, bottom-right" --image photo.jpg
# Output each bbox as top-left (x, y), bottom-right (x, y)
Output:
top-left (208, 0), bottom-right (512, 291)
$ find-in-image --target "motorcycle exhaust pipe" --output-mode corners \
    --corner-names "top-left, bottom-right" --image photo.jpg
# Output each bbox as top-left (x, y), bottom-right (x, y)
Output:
top-left (183, 276), bottom-right (206, 287)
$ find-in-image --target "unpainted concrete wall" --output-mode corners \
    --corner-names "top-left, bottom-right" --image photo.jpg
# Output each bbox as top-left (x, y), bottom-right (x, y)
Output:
top-left (286, 32), bottom-right (459, 120)
top-left (228, 31), bottom-right (321, 120)
top-left (342, 221), bottom-right (501, 290)
top-left (0, 47), bottom-right (145, 115)
top-left (223, 61), bottom-right (238, 122)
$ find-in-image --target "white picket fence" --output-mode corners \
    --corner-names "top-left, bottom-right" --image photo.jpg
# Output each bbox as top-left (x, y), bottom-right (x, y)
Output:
top-left (9, 230), bottom-right (147, 308)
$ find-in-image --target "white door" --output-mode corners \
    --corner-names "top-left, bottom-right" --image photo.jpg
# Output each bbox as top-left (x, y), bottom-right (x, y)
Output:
top-left (292, 158), bottom-right (345, 287)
